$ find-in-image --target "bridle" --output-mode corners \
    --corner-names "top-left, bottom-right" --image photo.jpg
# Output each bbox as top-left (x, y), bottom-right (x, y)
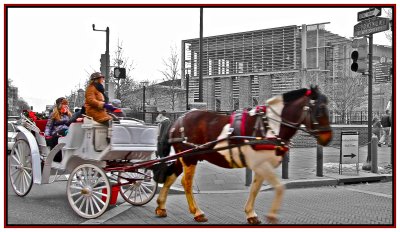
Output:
top-left (264, 91), bottom-right (330, 138)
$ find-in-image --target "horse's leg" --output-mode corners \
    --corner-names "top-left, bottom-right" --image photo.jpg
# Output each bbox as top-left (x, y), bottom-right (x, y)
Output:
top-left (244, 173), bottom-right (264, 224)
top-left (155, 173), bottom-right (178, 217)
top-left (181, 161), bottom-right (208, 222)
top-left (253, 161), bottom-right (285, 224)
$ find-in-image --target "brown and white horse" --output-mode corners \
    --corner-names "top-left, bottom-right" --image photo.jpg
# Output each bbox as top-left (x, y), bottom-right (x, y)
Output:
top-left (154, 86), bottom-right (332, 224)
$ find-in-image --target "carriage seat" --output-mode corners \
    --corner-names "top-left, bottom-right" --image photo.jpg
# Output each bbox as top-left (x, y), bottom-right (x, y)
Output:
top-left (58, 122), bottom-right (84, 150)
top-left (35, 119), bottom-right (48, 133)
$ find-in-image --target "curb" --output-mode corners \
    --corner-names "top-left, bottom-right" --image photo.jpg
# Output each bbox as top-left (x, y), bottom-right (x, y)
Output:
top-left (162, 174), bottom-right (392, 194)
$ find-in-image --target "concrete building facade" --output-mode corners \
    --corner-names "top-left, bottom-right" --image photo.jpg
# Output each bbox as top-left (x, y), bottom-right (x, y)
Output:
top-left (180, 23), bottom-right (392, 113)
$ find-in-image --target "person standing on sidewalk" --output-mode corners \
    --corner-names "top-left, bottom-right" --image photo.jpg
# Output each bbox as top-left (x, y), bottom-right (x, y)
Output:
top-left (372, 115), bottom-right (381, 141)
top-left (379, 110), bottom-right (391, 147)
top-left (155, 110), bottom-right (171, 158)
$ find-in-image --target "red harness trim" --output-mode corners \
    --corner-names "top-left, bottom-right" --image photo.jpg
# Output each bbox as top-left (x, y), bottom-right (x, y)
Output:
top-left (255, 105), bottom-right (267, 113)
top-left (252, 143), bottom-right (289, 157)
top-left (252, 144), bottom-right (289, 152)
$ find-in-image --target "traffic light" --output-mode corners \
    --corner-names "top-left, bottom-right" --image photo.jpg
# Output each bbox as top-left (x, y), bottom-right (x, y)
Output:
top-left (114, 67), bottom-right (126, 79)
top-left (100, 53), bottom-right (108, 75)
top-left (351, 37), bottom-right (368, 73)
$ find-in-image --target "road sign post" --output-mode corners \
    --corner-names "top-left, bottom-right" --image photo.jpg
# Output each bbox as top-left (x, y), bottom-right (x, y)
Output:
top-left (353, 9), bottom-right (390, 172)
top-left (340, 131), bottom-right (359, 175)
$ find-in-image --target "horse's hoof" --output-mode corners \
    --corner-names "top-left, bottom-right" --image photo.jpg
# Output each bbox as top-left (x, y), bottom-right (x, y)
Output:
top-left (247, 216), bottom-right (261, 225)
top-left (194, 214), bottom-right (208, 222)
top-left (266, 215), bottom-right (279, 224)
top-left (155, 207), bottom-right (167, 217)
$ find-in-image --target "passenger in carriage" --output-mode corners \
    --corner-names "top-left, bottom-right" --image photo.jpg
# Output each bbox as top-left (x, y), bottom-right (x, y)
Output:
top-left (67, 105), bottom-right (86, 124)
top-left (44, 97), bottom-right (72, 162)
top-left (110, 99), bottom-right (126, 117)
top-left (85, 72), bottom-right (116, 126)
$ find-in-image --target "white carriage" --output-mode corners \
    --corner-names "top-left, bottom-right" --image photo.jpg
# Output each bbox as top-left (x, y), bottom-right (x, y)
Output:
top-left (9, 114), bottom-right (159, 219)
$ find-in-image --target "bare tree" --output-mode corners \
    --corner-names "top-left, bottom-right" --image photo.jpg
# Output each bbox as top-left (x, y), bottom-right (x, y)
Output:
top-left (17, 98), bottom-right (30, 112)
top-left (111, 40), bottom-right (136, 108)
top-left (384, 8), bottom-right (392, 43)
top-left (160, 45), bottom-right (180, 111)
top-left (329, 74), bottom-right (368, 122)
top-left (302, 71), bottom-right (367, 123)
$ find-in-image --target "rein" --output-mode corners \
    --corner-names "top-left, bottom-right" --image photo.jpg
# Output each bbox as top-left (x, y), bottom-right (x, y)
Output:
top-left (265, 103), bottom-right (315, 137)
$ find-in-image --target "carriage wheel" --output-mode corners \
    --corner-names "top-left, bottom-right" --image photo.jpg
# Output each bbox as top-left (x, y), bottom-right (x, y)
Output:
top-left (67, 164), bottom-right (111, 219)
top-left (9, 139), bottom-right (33, 197)
top-left (118, 169), bottom-right (158, 206)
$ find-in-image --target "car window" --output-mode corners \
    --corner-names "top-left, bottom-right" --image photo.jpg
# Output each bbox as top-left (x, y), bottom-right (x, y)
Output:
top-left (8, 123), bottom-right (15, 132)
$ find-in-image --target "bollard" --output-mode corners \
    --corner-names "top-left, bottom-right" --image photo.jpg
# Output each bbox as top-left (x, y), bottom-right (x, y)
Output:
top-left (245, 168), bottom-right (252, 186)
top-left (371, 135), bottom-right (378, 173)
top-left (282, 151), bottom-right (289, 179)
top-left (316, 145), bottom-right (323, 177)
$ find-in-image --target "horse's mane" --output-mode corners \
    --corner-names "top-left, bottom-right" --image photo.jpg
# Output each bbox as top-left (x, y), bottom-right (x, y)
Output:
top-left (282, 88), bottom-right (308, 103)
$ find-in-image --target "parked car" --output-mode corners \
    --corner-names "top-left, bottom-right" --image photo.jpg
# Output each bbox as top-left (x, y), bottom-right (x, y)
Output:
top-left (7, 121), bottom-right (18, 154)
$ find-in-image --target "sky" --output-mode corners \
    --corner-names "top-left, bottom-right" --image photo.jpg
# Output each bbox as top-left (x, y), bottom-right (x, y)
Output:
top-left (7, 5), bottom-right (393, 112)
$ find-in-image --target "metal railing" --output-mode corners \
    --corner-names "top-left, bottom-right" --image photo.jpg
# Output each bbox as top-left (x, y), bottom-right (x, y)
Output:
top-left (127, 110), bottom-right (384, 125)
top-left (329, 111), bottom-right (384, 125)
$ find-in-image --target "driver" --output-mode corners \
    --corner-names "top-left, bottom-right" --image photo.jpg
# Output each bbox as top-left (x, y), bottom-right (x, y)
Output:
top-left (85, 72), bottom-right (116, 126)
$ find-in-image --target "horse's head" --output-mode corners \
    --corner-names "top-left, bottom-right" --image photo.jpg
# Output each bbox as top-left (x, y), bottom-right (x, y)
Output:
top-left (268, 86), bottom-right (332, 146)
top-left (303, 86), bottom-right (332, 146)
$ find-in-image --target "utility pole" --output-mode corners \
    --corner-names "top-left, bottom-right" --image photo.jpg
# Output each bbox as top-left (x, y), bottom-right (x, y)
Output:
top-left (199, 7), bottom-right (203, 102)
top-left (105, 27), bottom-right (110, 97)
top-left (92, 24), bottom-right (111, 96)
top-left (367, 35), bottom-right (373, 163)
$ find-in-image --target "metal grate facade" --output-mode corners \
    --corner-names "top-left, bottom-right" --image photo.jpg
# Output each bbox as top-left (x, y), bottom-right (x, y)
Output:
top-left (183, 25), bottom-right (300, 78)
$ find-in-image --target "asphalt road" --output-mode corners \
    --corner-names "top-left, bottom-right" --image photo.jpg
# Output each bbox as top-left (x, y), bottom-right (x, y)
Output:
top-left (6, 180), bottom-right (393, 226)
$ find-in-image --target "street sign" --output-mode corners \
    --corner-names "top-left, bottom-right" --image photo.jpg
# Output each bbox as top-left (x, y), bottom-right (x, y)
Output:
top-left (354, 16), bottom-right (390, 37)
top-left (339, 131), bottom-right (359, 175)
top-left (357, 7), bottom-right (382, 21)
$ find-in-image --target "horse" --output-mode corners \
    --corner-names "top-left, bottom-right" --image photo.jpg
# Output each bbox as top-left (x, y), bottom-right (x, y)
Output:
top-left (154, 86), bottom-right (332, 224)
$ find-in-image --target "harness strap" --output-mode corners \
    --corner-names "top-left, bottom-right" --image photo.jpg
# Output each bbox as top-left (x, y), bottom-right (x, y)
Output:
top-left (238, 146), bottom-right (247, 167)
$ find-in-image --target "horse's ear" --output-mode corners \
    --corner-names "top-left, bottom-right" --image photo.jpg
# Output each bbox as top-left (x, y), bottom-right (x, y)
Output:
top-left (310, 85), bottom-right (319, 92)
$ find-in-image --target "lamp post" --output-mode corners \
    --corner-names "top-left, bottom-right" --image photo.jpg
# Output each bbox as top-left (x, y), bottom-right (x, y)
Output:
top-left (186, 73), bottom-right (190, 110)
top-left (92, 24), bottom-right (110, 96)
top-left (141, 81), bottom-right (149, 121)
top-left (199, 7), bottom-right (203, 102)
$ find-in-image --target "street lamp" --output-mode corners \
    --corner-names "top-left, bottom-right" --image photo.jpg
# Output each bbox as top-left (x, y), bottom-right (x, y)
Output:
top-left (92, 24), bottom-right (110, 97)
top-left (185, 73), bottom-right (190, 110)
top-left (140, 81), bottom-right (149, 121)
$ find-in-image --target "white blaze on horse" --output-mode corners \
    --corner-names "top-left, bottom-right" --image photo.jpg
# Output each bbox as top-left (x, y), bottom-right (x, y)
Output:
top-left (153, 86), bottom-right (332, 224)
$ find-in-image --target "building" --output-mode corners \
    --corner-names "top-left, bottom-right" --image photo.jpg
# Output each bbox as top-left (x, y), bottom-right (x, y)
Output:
top-left (7, 86), bottom-right (19, 116)
top-left (127, 80), bottom-right (187, 112)
top-left (181, 23), bottom-right (392, 113)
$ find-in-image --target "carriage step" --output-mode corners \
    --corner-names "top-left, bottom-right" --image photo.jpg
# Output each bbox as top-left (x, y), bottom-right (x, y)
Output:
top-left (51, 161), bottom-right (65, 170)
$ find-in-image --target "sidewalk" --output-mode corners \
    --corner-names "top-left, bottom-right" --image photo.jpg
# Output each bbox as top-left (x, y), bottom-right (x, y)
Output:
top-left (168, 145), bottom-right (393, 193)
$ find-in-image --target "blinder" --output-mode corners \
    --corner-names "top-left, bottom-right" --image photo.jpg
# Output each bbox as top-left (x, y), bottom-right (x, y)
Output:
top-left (305, 91), bottom-right (331, 135)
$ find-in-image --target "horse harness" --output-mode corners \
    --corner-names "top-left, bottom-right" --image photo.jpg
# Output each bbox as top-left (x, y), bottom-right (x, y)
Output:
top-left (168, 107), bottom-right (289, 168)
top-left (162, 89), bottom-right (327, 169)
